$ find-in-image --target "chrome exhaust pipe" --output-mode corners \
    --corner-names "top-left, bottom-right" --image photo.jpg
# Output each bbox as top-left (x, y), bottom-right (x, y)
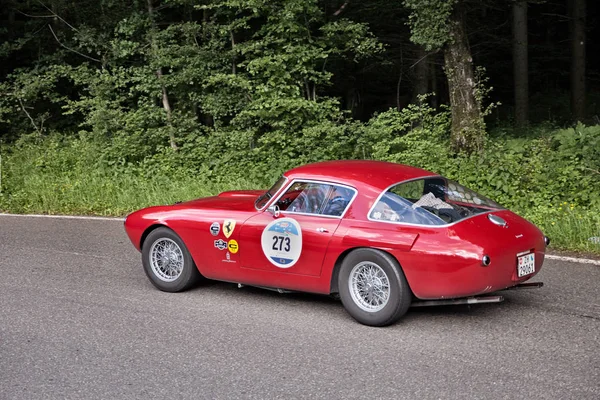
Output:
top-left (411, 295), bottom-right (504, 308)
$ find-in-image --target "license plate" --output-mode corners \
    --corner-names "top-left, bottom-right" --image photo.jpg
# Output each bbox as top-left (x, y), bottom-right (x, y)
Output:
top-left (517, 253), bottom-right (535, 277)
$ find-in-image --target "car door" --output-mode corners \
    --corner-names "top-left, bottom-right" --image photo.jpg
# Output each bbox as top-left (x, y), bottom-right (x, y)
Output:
top-left (238, 180), bottom-right (356, 277)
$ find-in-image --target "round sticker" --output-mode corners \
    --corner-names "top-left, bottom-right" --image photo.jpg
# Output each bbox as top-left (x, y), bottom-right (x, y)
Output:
top-left (261, 218), bottom-right (302, 268)
top-left (227, 239), bottom-right (239, 254)
top-left (210, 222), bottom-right (220, 236)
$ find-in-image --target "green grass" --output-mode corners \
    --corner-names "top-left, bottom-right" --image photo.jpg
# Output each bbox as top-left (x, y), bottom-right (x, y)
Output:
top-left (522, 203), bottom-right (600, 254)
top-left (0, 171), bottom-right (257, 216)
top-left (3, 168), bottom-right (597, 253)
top-left (0, 137), bottom-right (261, 216)
top-left (1, 135), bottom-right (598, 254)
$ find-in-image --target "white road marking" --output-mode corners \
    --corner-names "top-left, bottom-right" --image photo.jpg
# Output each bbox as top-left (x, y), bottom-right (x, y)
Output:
top-left (2, 213), bottom-right (599, 265)
top-left (546, 254), bottom-right (600, 266)
top-left (0, 213), bottom-right (125, 222)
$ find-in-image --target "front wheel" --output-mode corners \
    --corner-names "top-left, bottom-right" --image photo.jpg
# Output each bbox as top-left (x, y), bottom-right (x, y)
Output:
top-left (338, 249), bottom-right (411, 326)
top-left (142, 227), bottom-right (202, 292)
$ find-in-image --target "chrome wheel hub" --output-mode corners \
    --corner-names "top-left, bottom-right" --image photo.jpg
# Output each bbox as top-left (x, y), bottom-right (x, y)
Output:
top-left (149, 238), bottom-right (184, 282)
top-left (349, 261), bottom-right (390, 312)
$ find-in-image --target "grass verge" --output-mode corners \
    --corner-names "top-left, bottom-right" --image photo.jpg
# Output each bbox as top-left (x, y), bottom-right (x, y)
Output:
top-left (1, 135), bottom-right (598, 254)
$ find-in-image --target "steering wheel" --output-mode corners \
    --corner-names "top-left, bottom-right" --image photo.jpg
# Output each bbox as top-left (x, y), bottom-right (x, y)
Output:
top-left (277, 197), bottom-right (292, 208)
top-left (290, 191), bottom-right (310, 213)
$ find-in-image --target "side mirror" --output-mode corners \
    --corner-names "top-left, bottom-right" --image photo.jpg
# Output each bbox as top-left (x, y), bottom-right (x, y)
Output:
top-left (267, 204), bottom-right (280, 218)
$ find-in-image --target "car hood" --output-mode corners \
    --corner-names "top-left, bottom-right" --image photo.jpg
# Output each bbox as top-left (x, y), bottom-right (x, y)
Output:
top-left (179, 190), bottom-right (264, 212)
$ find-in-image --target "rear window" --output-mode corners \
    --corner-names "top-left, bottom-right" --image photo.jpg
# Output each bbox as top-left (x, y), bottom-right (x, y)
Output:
top-left (370, 177), bottom-right (503, 226)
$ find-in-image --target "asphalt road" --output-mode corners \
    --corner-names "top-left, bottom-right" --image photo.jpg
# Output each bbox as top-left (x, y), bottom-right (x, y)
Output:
top-left (1, 215), bottom-right (598, 400)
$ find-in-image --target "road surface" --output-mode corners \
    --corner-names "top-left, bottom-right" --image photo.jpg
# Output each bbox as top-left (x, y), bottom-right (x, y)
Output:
top-left (0, 215), bottom-right (598, 399)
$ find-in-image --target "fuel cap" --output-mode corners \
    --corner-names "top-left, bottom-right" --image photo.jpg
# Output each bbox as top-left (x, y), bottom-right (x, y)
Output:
top-left (488, 214), bottom-right (507, 227)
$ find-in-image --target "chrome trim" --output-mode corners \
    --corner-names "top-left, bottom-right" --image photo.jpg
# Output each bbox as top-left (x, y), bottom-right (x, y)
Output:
top-left (488, 214), bottom-right (507, 227)
top-left (481, 255), bottom-right (491, 266)
top-left (502, 282), bottom-right (544, 290)
top-left (411, 295), bottom-right (504, 307)
top-left (266, 178), bottom-right (358, 220)
top-left (366, 177), bottom-right (505, 228)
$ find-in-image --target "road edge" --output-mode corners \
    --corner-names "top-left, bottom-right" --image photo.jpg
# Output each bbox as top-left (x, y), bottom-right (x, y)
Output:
top-left (545, 254), bottom-right (600, 266)
top-left (2, 213), bottom-right (599, 265)
top-left (0, 213), bottom-right (125, 222)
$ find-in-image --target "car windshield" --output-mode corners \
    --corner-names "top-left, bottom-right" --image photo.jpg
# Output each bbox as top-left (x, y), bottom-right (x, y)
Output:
top-left (370, 177), bottom-right (503, 226)
top-left (255, 176), bottom-right (287, 209)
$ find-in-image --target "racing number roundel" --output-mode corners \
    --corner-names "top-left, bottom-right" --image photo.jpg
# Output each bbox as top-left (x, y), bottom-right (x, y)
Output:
top-left (261, 218), bottom-right (302, 268)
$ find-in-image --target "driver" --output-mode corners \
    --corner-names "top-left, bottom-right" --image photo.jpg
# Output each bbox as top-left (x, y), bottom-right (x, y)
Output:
top-left (323, 186), bottom-right (352, 216)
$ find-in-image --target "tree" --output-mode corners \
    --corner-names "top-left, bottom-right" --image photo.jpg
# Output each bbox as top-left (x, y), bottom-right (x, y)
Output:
top-left (512, 0), bottom-right (528, 127)
top-left (147, 0), bottom-right (177, 150)
top-left (411, 47), bottom-right (430, 105)
top-left (404, 0), bottom-right (485, 153)
top-left (569, 0), bottom-right (586, 122)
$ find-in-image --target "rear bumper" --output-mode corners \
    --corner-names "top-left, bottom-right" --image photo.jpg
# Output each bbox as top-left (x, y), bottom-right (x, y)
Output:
top-left (405, 250), bottom-right (545, 300)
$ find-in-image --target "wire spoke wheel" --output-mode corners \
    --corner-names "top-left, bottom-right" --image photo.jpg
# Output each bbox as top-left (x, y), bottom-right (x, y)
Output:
top-left (149, 238), bottom-right (184, 282)
top-left (348, 261), bottom-right (390, 312)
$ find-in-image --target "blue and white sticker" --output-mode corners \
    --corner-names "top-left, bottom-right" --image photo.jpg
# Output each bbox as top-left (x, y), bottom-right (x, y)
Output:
top-left (210, 222), bottom-right (220, 236)
top-left (214, 239), bottom-right (227, 250)
top-left (261, 217), bottom-right (303, 268)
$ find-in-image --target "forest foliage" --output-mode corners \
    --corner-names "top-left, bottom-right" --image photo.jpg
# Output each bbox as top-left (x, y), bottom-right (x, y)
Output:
top-left (0, 0), bottom-right (598, 251)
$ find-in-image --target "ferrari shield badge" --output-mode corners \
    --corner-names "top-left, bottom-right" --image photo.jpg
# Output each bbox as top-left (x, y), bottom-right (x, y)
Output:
top-left (261, 218), bottom-right (302, 268)
top-left (223, 219), bottom-right (236, 238)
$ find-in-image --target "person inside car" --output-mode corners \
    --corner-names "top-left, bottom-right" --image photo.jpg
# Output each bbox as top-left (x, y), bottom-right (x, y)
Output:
top-left (323, 186), bottom-right (353, 216)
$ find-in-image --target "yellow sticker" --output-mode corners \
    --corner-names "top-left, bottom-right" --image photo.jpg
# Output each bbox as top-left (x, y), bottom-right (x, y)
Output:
top-left (223, 219), bottom-right (236, 238)
top-left (227, 239), bottom-right (239, 254)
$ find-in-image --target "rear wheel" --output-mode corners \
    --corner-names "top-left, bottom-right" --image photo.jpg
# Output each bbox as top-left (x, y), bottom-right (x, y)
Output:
top-left (338, 248), bottom-right (411, 326)
top-left (142, 227), bottom-right (202, 292)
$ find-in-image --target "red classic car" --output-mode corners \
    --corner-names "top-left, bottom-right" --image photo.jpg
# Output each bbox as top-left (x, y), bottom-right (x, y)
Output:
top-left (124, 160), bottom-right (547, 326)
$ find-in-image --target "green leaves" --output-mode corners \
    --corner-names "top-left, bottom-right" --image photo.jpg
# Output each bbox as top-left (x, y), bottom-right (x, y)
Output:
top-left (404, 0), bottom-right (456, 50)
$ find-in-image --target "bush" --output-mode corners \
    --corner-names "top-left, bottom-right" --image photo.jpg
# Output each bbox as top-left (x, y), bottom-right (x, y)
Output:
top-left (1, 112), bottom-right (598, 253)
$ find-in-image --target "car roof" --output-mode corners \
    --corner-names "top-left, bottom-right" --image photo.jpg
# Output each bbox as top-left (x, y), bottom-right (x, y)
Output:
top-left (284, 160), bottom-right (437, 191)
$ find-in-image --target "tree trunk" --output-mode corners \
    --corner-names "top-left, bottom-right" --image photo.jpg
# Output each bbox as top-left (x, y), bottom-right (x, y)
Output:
top-left (512, 0), bottom-right (528, 127)
top-left (569, 0), bottom-right (586, 122)
top-left (412, 48), bottom-right (429, 104)
top-left (230, 31), bottom-right (236, 74)
top-left (429, 56), bottom-right (438, 108)
top-left (443, 1), bottom-right (484, 153)
top-left (147, 0), bottom-right (177, 150)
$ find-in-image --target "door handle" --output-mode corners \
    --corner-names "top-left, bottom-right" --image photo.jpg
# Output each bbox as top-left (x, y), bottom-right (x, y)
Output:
top-left (316, 227), bottom-right (329, 233)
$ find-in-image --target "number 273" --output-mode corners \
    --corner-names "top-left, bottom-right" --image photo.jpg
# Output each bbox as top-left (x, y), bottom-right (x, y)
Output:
top-left (272, 235), bottom-right (290, 252)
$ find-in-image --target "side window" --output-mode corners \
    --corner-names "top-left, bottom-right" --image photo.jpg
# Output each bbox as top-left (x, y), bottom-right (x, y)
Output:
top-left (275, 181), bottom-right (355, 216)
top-left (390, 179), bottom-right (424, 200)
top-left (370, 181), bottom-right (446, 226)
top-left (322, 185), bottom-right (355, 216)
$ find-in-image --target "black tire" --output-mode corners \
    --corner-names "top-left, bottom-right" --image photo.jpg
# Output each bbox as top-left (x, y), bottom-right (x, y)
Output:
top-left (338, 248), bottom-right (411, 326)
top-left (142, 227), bottom-right (202, 292)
